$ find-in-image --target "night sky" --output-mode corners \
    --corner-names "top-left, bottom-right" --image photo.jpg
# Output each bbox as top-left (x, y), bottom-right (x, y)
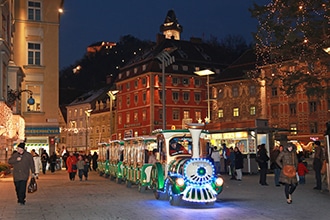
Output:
top-left (59, 0), bottom-right (269, 69)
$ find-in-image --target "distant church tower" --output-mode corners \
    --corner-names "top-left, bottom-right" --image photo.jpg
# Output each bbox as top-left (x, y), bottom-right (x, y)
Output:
top-left (160, 9), bottom-right (183, 40)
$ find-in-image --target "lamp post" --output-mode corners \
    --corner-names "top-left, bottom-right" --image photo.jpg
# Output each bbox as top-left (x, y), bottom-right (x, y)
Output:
top-left (194, 69), bottom-right (215, 123)
top-left (84, 109), bottom-right (92, 154)
top-left (156, 49), bottom-right (176, 130)
top-left (7, 89), bottom-right (35, 108)
top-left (107, 90), bottom-right (119, 141)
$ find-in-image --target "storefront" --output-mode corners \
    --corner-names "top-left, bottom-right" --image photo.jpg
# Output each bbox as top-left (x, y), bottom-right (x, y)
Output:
top-left (210, 129), bottom-right (269, 174)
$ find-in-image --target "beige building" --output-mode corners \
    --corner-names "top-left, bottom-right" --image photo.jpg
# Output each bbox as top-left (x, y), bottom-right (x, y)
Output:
top-left (10, 0), bottom-right (64, 155)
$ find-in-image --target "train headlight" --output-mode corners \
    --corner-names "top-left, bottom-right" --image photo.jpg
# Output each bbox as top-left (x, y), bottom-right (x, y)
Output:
top-left (176, 178), bottom-right (185, 187)
top-left (215, 177), bottom-right (224, 187)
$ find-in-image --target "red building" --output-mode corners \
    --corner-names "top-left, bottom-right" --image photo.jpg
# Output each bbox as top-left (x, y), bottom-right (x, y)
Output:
top-left (114, 10), bottom-right (230, 139)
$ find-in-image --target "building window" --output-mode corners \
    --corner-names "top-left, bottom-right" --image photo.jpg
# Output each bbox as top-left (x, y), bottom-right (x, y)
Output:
top-left (118, 97), bottom-right (122, 109)
top-left (310, 122), bottom-right (318, 133)
top-left (172, 77), bottom-right (179, 85)
top-left (183, 110), bottom-right (190, 119)
top-left (28, 42), bottom-right (41, 65)
top-left (233, 107), bottom-right (239, 117)
top-left (26, 85), bottom-right (41, 112)
top-left (309, 101), bottom-right (317, 113)
top-left (218, 109), bottom-right (224, 118)
top-left (134, 93), bottom-right (138, 104)
top-left (134, 80), bottom-right (138, 88)
top-left (250, 106), bottom-right (256, 115)
top-left (126, 113), bottom-right (130, 123)
top-left (142, 92), bottom-right (146, 103)
top-left (271, 87), bottom-right (278, 97)
top-left (194, 92), bottom-right (201, 102)
top-left (142, 110), bottom-right (146, 121)
top-left (182, 78), bottom-right (189, 86)
top-left (183, 92), bottom-right (189, 102)
top-left (173, 110), bottom-right (180, 120)
top-left (232, 87), bottom-right (239, 97)
top-left (195, 111), bottom-right (201, 121)
top-left (271, 105), bottom-right (278, 117)
top-left (142, 77), bottom-right (146, 86)
top-left (126, 82), bottom-right (130, 90)
top-left (126, 95), bottom-right (130, 106)
top-left (159, 110), bottom-right (163, 120)
top-left (194, 78), bottom-right (201, 87)
top-left (28, 1), bottom-right (41, 21)
top-left (250, 85), bottom-right (256, 96)
top-left (134, 112), bottom-right (138, 122)
top-left (290, 124), bottom-right (297, 135)
top-left (289, 103), bottom-right (297, 115)
top-left (172, 91), bottom-right (179, 102)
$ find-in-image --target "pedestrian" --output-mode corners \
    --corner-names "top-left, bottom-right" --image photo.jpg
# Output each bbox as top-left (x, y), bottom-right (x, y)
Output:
top-left (92, 152), bottom-right (98, 171)
top-left (66, 151), bottom-right (78, 181)
top-left (211, 146), bottom-right (221, 175)
top-left (8, 143), bottom-right (35, 205)
top-left (270, 145), bottom-right (283, 187)
top-left (41, 149), bottom-right (49, 174)
top-left (87, 152), bottom-right (92, 171)
top-left (148, 149), bottom-right (158, 164)
top-left (31, 149), bottom-right (41, 179)
top-left (49, 152), bottom-right (57, 173)
top-left (297, 157), bottom-right (308, 184)
top-left (276, 143), bottom-right (298, 204)
top-left (77, 155), bottom-right (86, 181)
top-left (234, 146), bottom-right (244, 181)
top-left (229, 147), bottom-right (236, 179)
top-left (222, 143), bottom-right (230, 174)
top-left (256, 144), bottom-right (269, 186)
top-left (312, 141), bottom-right (324, 190)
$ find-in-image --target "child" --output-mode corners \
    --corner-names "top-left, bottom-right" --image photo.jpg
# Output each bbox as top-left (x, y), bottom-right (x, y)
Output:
top-left (76, 155), bottom-right (86, 181)
top-left (297, 158), bottom-right (308, 184)
top-left (83, 158), bottom-right (90, 180)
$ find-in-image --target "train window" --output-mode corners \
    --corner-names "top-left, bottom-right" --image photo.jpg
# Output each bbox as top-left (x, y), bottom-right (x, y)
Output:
top-left (169, 137), bottom-right (191, 156)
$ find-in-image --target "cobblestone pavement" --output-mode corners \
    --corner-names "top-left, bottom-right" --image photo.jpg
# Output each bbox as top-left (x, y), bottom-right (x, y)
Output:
top-left (0, 168), bottom-right (329, 220)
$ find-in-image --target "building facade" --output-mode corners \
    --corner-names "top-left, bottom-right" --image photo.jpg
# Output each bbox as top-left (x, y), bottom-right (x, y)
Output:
top-left (11, 0), bottom-right (63, 154)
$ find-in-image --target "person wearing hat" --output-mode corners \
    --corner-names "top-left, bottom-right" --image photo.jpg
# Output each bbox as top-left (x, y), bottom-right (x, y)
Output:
top-left (8, 143), bottom-right (35, 205)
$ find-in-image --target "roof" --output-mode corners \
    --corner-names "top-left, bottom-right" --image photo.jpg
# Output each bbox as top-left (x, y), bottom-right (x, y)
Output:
top-left (116, 38), bottom-right (231, 82)
top-left (67, 86), bottom-right (111, 107)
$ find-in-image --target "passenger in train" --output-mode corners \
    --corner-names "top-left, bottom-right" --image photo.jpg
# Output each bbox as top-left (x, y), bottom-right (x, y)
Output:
top-left (148, 149), bottom-right (158, 163)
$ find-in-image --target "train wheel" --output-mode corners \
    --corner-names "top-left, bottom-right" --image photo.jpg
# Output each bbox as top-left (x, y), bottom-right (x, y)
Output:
top-left (126, 180), bottom-right (132, 188)
top-left (138, 184), bottom-right (146, 193)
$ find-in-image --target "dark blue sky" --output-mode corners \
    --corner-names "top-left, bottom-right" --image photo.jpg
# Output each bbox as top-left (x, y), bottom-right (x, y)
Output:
top-left (59, 0), bottom-right (269, 69)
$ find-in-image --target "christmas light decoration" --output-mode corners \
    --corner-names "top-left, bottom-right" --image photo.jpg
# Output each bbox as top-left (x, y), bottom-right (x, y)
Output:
top-left (250, 0), bottom-right (330, 97)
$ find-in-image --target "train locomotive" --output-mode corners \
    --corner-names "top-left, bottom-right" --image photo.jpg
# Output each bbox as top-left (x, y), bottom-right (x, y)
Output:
top-left (97, 123), bottom-right (224, 206)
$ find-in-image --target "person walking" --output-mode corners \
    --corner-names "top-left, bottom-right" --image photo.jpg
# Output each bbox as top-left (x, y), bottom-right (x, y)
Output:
top-left (276, 143), bottom-right (298, 204)
top-left (234, 146), bottom-right (244, 181)
top-left (229, 147), bottom-right (236, 179)
top-left (66, 152), bottom-right (78, 181)
top-left (211, 146), bottom-right (221, 175)
top-left (256, 144), bottom-right (269, 186)
top-left (31, 149), bottom-right (42, 179)
top-left (77, 155), bottom-right (86, 181)
top-left (41, 150), bottom-right (49, 174)
top-left (270, 145), bottom-right (283, 186)
top-left (8, 143), bottom-right (35, 205)
top-left (222, 143), bottom-right (230, 174)
top-left (92, 152), bottom-right (98, 171)
top-left (313, 141), bottom-right (324, 190)
top-left (49, 152), bottom-right (57, 173)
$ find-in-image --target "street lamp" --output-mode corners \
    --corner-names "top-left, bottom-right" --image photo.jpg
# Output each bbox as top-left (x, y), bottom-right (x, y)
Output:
top-left (194, 69), bottom-right (215, 123)
top-left (84, 109), bottom-right (92, 154)
top-left (107, 90), bottom-right (119, 141)
top-left (7, 89), bottom-right (35, 108)
top-left (156, 49), bottom-right (176, 130)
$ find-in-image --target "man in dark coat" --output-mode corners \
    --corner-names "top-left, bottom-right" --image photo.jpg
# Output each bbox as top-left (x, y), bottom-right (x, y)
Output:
top-left (8, 143), bottom-right (35, 205)
top-left (313, 141), bottom-right (324, 190)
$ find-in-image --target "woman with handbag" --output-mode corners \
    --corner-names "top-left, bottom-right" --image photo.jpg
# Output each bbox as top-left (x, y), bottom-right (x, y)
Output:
top-left (276, 143), bottom-right (298, 204)
top-left (66, 151), bottom-right (78, 181)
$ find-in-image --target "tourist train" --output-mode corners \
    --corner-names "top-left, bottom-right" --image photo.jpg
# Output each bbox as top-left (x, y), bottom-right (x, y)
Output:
top-left (97, 123), bottom-right (224, 206)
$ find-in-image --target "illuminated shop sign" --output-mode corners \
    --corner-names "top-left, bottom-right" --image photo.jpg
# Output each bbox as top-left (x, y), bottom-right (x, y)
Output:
top-left (25, 127), bottom-right (60, 135)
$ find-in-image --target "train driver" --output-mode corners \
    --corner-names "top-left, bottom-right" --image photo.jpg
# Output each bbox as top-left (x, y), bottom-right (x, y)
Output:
top-left (169, 139), bottom-right (188, 156)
